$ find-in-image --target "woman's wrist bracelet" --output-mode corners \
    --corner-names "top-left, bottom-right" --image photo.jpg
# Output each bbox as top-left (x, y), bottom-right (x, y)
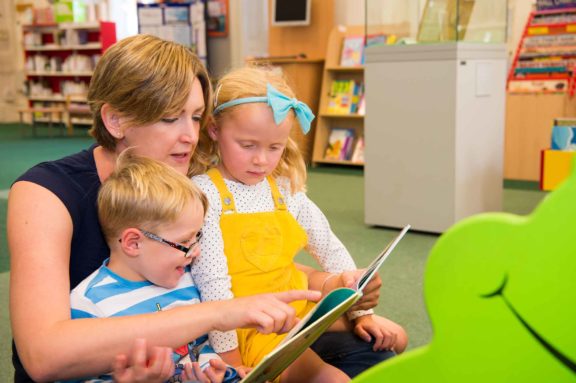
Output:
top-left (320, 273), bottom-right (340, 294)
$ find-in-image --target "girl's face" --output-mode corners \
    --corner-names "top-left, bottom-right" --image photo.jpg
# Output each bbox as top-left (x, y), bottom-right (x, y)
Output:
top-left (213, 103), bottom-right (292, 185)
top-left (118, 78), bottom-right (205, 176)
top-left (135, 199), bottom-right (204, 289)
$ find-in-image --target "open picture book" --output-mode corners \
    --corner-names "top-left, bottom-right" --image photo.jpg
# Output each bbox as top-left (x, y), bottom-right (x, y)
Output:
top-left (242, 224), bottom-right (411, 383)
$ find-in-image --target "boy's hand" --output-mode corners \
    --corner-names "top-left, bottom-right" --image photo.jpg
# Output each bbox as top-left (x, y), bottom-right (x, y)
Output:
top-left (353, 315), bottom-right (398, 352)
top-left (216, 290), bottom-right (321, 334)
top-left (112, 338), bottom-right (175, 383)
top-left (182, 359), bottom-right (227, 383)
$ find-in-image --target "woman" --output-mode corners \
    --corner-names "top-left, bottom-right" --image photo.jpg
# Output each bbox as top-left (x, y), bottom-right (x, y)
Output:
top-left (8, 34), bottom-right (319, 383)
top-left (8, 34), bottom-right (395, 382)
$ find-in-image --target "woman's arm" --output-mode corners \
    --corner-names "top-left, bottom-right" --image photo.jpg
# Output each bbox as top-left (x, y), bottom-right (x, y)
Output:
top-left (9, 182), bottom-right (317, 382)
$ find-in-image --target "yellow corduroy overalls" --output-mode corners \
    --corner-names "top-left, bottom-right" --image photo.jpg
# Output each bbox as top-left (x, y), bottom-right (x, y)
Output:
top-left (207, 168), bottom-right (314, 367)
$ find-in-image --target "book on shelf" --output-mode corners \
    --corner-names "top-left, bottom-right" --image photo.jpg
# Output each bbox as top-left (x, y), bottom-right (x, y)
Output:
top-left (357, 92), bottom-right (365, 116)
top-left (340, 35), bottom-right (364, 67)
top-left (242, 225), bottom-right (411, 383)
top-left (324, 128), bottom-right (355, 161)
top-left (326, 80), bottom-right (364, 115)
top-left (366, 33), bottom-right (398, 48)
top-left (351, 136), bottom-right (365, 163)
top-left (551, 126), bottom-right (576, 150)
top-left (536, 0), bottom-right (576, 12)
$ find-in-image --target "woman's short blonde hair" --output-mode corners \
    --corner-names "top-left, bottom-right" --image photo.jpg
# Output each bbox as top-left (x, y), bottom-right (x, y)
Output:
top-left (189, 65), bottom-right (307, 193)
top-left (98, 150), bottom-right (208, 242)
top-left (88, 34), bottom-right (212, 151)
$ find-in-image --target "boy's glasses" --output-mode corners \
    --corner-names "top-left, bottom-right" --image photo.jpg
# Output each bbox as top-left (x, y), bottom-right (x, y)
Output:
top-left (139, 229), bottom-right (203, 258)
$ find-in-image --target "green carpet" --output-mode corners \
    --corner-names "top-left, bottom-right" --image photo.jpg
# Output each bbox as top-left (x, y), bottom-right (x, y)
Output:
top-left (0, 123), bottom-right (548, 381)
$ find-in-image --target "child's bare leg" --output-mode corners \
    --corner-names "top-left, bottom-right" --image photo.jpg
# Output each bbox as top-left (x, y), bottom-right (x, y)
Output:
top-left (280, 348), bottom-right (349, 383)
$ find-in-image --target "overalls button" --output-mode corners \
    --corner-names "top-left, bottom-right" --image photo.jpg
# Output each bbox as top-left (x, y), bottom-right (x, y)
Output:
top-left (224, 197), bottom-right (231, 205)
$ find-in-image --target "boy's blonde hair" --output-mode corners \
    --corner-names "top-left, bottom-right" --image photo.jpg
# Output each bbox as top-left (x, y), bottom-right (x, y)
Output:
top-left (98, 150), bottom-right (208, 242)
top-left (88, 34), bottom-right (212, 151)
top-left (189, 65), bottom-right (307, 193)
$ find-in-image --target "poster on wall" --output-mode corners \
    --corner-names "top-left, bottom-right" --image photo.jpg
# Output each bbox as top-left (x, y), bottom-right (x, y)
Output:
top-left (207, 0), bottom-right (228, 37)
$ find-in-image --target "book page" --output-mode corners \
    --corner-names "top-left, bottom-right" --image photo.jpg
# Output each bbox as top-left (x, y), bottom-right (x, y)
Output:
top-left (242, 288), bottom-right (360, 383)
top-left (356, 224), bottom-right (411, 291)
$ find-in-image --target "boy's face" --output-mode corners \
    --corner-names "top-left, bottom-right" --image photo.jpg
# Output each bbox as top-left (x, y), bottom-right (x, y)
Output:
top-left (135, 199), bottom-right (204, 289)
top-left (213, 103), bottom-right (292, 185)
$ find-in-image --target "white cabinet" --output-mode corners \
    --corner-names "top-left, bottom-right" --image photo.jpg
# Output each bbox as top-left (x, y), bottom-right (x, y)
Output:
top-left (364, 43), bottom-right (507, 233)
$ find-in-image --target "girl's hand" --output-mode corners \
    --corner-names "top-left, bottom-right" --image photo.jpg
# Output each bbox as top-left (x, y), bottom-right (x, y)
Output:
top-left (341, 270), bottom-right (382, 311)
top-left (182, 359), bottom-right (227, 383)
top-left (112, 338), bottom-right (175, 383)
top-left (353, 315), bottom-right (397, 352)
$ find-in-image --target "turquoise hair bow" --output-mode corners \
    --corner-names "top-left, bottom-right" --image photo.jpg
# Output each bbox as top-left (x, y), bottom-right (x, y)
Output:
top-left (213, 83), bottom-right (315, 134)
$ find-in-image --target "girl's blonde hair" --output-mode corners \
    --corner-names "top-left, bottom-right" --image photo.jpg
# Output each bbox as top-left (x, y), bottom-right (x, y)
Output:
top-left (98, 150), bottom-right (208, 242)
top-left (88, 34), bottom-right (212, 151)
top-left (189, 65), bottom-right (307, 193)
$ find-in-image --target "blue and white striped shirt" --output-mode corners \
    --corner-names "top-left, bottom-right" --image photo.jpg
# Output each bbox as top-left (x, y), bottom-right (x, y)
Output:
top-left (65, 259), bottom-right (239, 383)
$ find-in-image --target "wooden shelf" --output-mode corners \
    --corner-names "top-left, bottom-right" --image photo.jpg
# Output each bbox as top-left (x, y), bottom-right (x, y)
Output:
top-left (319, 113), bottom-right (364, 119)
top-left (311, 26), bottom-right (366, 167)
top-left (23, 22), bottom-right (101, 30)
top-left (29, 95), bottom-right (87, 102)
top-left (25, 43), bottom-right (102, 51)
top-left (313, 159), bottom-right (364, 166)
top-left (311, 24), bottom-right (407, 167)
top-left (27, 71), bottom-right (94, 77)
top-left (23, 21), bottom-right (116, 136)
top-left (325, 66), bottom-right (364, 72)
top-left (508, 8), bottom-right (576, 95)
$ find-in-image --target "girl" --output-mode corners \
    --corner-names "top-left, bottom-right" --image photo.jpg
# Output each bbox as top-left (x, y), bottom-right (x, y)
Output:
top-left (189, 66), bottom-right (407, 381)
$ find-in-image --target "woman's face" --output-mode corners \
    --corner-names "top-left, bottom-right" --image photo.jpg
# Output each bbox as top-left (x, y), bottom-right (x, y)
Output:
top-left (119, 78), bottom-right (205, 175)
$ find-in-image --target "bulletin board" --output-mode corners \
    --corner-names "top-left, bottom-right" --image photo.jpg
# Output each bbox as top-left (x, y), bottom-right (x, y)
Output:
top-left (207, 0), bottom-right (228, 37)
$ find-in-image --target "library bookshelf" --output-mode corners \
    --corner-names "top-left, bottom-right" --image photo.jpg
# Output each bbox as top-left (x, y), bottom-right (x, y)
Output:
top-left (312, 25), bottom-right (366, 167)
top-left (311, 24), bottom-right (408, 167)
top-left (507, 7), bottom-right (576, 95)
top-left (22, 21), bottom-right (116, 135)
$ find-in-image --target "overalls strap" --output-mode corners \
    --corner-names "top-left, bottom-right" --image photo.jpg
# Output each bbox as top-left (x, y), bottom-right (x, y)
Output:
top-left (267, 176), bottom-right (287, 211)
top-left (207, 168), bottom-right (237, 213)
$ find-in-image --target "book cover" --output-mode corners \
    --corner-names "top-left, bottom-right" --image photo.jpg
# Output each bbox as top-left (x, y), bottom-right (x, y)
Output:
top-left (242, 225), bottom-right (411, 383)
top-left (551, 125), bottom-right (576, 150)
top-left (357, 93), bottom-right (365, 116)
top-left (340, 35), bottom-right (365, 67)
top-left (326, 80), bottom-right (361, 115)
top-left (324, 128), bottom-right (354, 160)
top-left (351, 136), bottom-right (365, 163)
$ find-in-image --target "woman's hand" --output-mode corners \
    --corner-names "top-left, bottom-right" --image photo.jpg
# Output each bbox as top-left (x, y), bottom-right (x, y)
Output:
top-left (215, 290), bottom-right (322, 335)
top-left (112, 338), bottom-right (174, 383)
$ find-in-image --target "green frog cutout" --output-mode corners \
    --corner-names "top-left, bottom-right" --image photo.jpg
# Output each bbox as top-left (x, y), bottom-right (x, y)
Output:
top-left (354, 165), bottom-right (576, 382)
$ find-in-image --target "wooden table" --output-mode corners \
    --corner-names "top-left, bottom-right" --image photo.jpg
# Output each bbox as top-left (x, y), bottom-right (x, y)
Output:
top-left (18, 106), bottom-right (67, 137)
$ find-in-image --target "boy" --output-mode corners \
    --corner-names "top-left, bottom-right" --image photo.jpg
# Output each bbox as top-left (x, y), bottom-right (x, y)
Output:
top-left (68, 152), bottom-right (238, 382)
